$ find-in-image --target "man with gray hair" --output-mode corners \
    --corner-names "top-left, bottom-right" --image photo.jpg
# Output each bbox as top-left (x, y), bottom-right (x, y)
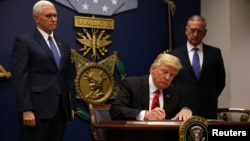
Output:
top-left (11, 1), bottom-right (75, 141)
top-left (170, 15), bottom-right (226, 119)
top-left (109, 53), bottom-right (192, 121)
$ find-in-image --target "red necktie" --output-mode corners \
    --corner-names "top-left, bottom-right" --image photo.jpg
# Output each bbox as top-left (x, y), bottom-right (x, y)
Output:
top-left (151, 89), bottom-right (160, 110)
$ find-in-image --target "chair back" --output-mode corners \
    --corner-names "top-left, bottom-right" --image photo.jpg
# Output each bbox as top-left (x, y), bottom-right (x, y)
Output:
top-left (89, 103), bottom-right (111, 141)
top-left (217, 108), bottom-right (250, 122)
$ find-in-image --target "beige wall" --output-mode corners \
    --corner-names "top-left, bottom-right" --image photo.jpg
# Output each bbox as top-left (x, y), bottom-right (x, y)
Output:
top-left (201, 0), bottom-right (250, 109)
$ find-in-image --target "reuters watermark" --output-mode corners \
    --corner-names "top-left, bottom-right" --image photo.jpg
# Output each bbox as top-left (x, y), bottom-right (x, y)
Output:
top-left (209, 127), bottom-right (249, 139)
top-left (212, 129), bottom-right (247, 136)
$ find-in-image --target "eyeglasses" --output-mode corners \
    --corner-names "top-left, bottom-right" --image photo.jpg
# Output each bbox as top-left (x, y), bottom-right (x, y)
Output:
top-left (187, 28), bottom-right (206, 34)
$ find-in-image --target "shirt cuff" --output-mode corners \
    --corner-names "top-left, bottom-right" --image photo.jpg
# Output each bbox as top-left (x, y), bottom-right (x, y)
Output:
top-left (136, 110), bottom-right (147, 120)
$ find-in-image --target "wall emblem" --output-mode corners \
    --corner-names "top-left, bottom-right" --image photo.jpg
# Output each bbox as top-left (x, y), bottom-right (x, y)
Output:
top-left (0, 65), bottom-right (11, 79)
top-left (55, 0), bottom-right (137, 120)
top-left (71, 16), bottom-right (126, 105)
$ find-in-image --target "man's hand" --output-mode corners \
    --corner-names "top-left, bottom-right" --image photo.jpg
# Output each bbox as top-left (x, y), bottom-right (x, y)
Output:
top-left (144, 107), bottom-right (166, 120)
top-left (171, 108), bottom-right (192, 120)
top-left (23, 111), bottom-right (36, 126)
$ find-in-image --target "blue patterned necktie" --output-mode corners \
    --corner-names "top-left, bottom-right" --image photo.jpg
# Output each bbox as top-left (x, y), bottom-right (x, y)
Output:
top-left (192, 47), bottom-right (200, 79)
top-left (48, 36), bottom-right (60, 68)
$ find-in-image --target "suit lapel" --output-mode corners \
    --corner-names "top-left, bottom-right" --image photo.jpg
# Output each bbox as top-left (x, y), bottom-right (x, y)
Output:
top-left (162, 88), bottom-right (171, 110)
top-left (141, 76), bottom-right (150, 110)
top-left (33, 29), bottom-right (59, 70)
top-left (54, 36), bottom-right (63, 70)
top-left (182, 46), bottom-right (197, 78)
top-left (200, 44), bottom-right (208, 78)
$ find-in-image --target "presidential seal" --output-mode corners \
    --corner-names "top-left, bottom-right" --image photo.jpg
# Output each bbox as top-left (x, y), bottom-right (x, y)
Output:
top-left (179, 116), bottom-right (208, 141)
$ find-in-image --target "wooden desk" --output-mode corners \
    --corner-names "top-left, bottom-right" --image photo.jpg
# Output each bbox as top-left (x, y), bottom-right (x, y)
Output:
top-left (97, 120), bottom-right (250, 141)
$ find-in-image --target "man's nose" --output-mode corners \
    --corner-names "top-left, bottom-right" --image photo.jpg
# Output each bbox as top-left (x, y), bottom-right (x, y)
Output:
top-left (164, 73), bottom-right (171, 79)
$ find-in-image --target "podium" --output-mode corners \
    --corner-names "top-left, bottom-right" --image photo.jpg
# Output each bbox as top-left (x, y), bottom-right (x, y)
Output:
top-left (96, 120), bottom-right (250, 141)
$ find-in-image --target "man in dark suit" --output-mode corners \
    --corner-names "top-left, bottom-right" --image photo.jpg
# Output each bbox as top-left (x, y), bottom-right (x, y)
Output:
top-left (170, 15), bottom-right (226, 119)
top-left (109, 53), bottom-right (192, 121)
top-left (11, 1), bottom-right (76, 141)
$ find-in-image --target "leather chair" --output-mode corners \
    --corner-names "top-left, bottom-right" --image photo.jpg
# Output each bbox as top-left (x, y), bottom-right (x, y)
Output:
top-left (88, 103), bottom-right (111, 141)
top-left (217, 108), bottom-right (250, 122)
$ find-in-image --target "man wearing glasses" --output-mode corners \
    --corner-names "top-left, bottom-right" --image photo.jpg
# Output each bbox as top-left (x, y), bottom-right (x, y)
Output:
top-left (170, 15), bottom-right (226, 119)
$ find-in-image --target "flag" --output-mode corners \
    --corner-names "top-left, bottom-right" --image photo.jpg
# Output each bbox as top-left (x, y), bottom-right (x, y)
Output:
top-left (55, 0), bottom-right (138, 16)
top-left (160, 0), bottom-right (176, 53)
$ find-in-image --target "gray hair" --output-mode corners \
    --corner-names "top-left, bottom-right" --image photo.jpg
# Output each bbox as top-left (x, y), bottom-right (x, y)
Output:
top-left (187, 15), bottom-right (207, 29)
top-left (33, 0), bottom-right (54, 15)
top-left (150, 53), bottom-right (182, 73)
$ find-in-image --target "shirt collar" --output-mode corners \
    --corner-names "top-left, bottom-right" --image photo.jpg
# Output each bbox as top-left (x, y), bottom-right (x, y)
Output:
top-left (187, 42), bottom-right (203, 52)
top-left (149, 74), bottom-right (159, 94)
top-left (37, 27), bottom-right (54, 41)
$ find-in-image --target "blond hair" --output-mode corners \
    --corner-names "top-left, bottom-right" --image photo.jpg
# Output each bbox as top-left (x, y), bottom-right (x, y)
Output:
top-left (150, 53), bottom-right (182, 74)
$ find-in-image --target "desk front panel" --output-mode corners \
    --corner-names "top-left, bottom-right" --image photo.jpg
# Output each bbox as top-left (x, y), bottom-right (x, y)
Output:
top-left (97, 120), bottom-right (250, 141)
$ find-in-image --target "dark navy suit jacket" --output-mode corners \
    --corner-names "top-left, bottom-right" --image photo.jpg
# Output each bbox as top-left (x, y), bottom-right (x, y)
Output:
top-left (170, 44), bottom-right (226, 119)
top-left (11, 28), bottom-right (75, 120)
top-left (109, 75), bottom-right (187, 120)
